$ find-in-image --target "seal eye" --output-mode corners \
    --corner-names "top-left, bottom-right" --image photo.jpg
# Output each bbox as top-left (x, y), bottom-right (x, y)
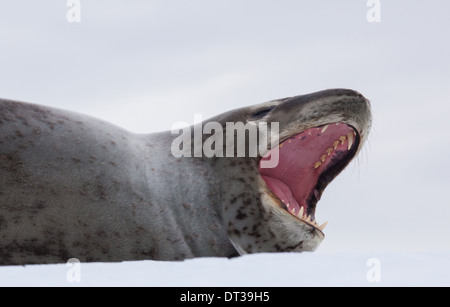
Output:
top-left (252, 106), bottom-right (274, 119)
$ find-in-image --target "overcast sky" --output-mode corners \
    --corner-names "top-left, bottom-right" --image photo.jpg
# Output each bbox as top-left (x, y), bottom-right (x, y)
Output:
top-left (1, 0), bottom-right (449, 253)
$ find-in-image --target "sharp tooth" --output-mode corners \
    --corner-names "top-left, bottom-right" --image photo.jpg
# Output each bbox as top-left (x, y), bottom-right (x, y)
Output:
top-left (321, 125), bottom-right (329, 133)
top-left (318, 221), bottom-right (328, 231)
top-left (326, 148), bottom-right (333, 156)
top-left (320, 155), bottom-right (326, 162)
top-left (333, 140), bottom-right (339, 149)
top-left (347, 131), bottom-right (354, 150)
top-left (288, 203), bottom-right (296, 215)
top-left (314, 161), bottom-right (322, 169)
top-left (339, 136), bottom-right (346, 145)
top-left (298, 206), bottom-right (304, 219)
top-left (297, 206), bottom-right (304, 218)
top-left (306, 215), bottom-right (311, 222)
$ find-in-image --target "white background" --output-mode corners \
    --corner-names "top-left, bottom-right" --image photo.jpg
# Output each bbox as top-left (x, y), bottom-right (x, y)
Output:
top-left (0, 1), bottom-right (449, 286)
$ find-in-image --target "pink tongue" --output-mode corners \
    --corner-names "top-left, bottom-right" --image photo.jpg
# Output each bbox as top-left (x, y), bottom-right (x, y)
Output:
top-left (259, 124), bottom-right (353, 215)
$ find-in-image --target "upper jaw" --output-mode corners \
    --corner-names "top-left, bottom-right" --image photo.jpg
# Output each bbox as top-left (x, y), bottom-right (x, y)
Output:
top-left (255, 114), bottom-right (370, 163)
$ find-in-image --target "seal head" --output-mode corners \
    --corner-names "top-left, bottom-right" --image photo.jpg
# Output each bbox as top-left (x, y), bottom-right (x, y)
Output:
top-left (214, 89), bottom-right (371, 255)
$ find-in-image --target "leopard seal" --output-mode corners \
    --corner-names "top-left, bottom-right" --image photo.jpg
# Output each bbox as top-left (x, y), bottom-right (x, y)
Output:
top-left (0, 88), bottom-right (371, 265)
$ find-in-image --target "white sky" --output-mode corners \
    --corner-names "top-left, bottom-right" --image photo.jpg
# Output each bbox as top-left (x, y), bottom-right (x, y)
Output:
top-left (1, 0), bottom-right (449, 253)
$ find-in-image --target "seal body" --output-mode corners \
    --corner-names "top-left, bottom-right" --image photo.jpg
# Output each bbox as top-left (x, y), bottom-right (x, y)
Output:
top-left (0, 100), bottom-right (237, 264)
top-left (0, 89), bottom-right (371, 265)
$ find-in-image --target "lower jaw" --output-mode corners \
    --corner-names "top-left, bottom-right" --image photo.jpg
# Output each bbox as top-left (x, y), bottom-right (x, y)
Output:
top-left (286, 203), bottom-right (326, 231)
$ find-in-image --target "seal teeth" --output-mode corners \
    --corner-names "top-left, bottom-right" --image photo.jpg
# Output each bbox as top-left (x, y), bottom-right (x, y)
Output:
top-left (333, 140), bottom-right (339, 150)
top-left (313, 129), bottom-right (358, 168)
top-left (347, 131), bottom-right (354, 150)
top-left (318, 221), bottom-right (328, 231)
top-left (326, 148), bottom-right (333, 156)
top-left (321, 125), bottom-right (329, 133)
top-left (298, 206), bottom-right (304, 218)
top-left (290, 205), bottom-right (326, 232)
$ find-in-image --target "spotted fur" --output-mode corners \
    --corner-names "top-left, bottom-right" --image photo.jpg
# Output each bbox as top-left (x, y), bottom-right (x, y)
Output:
top-left (0, 89), bottom-right (371, 265)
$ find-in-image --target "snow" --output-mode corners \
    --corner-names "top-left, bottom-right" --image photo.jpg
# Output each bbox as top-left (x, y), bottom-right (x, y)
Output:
top-left (1, 251), bottom-right (449, 287)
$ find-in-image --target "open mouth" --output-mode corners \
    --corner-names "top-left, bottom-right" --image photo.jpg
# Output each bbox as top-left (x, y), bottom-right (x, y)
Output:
top-left (259, 123), bottom-right (360, 233)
